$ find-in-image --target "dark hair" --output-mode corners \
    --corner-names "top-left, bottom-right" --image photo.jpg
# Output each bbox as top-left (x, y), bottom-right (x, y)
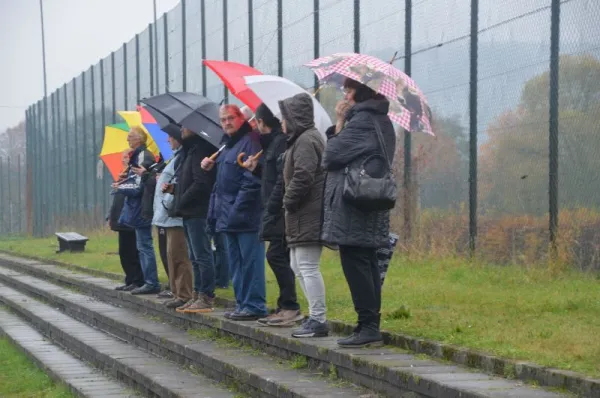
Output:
top-left (255, 103), bottom-right (281, 129)
top-left (343, 78), bottom-right (385, 103)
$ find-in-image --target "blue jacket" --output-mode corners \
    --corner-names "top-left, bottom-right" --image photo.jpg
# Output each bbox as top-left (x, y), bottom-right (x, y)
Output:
top-left (116, 146), bottom-right (154, 229)
top-left (208, 122), bottom-right (263, 234)
top-left (152, 147), bottom-right (183, 228)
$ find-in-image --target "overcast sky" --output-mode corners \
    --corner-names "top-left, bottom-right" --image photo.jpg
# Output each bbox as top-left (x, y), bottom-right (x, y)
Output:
top-left (0, 0), bottom-right (179, 132)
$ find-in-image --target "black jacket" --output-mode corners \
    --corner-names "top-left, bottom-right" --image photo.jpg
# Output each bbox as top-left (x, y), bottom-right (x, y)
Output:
top-left (252, 128), bottom-right (287, 241)
top-left (140, 167), bottom-right (160, 221)
top-left (107, 192), bottom-right (133, 232)
top-left (170, 135), bottom-right (216, 219)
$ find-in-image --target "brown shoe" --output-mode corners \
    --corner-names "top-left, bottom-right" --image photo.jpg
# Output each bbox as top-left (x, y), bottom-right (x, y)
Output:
top-left (182, 294), bottom-right (214, 314)
top-left (257, 310), bottom-right (282, 325)
top-left (176, 292), bottom-right (198, 313)
top-left (165, 298), bottom-right (187, 309)
top-left (266, 310), bottom-right (304, 327)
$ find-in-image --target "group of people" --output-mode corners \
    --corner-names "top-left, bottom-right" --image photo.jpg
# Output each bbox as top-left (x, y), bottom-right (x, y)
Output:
top-left (108, 77), bottom-right (396, 348)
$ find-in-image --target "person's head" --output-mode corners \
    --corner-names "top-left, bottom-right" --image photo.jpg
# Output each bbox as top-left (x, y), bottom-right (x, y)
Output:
top-left (240, 105), bottom-right (257, 130)
top-left (254, 103), bottom-right (280, 135)
top-left (121, 149), bottom-right (133, 167)
top-left (127, 126), bottom-right (147, 149)
top-left (167, 134), bottom-right (181, 150)
top-left (278, 93), bottom-right (314, 136)
top-left (181, 127), bottom-right (195, 140)
top-left (342, 78), bottom-right (385, 106)
top-left (219, 104), bottom-right (246, 136)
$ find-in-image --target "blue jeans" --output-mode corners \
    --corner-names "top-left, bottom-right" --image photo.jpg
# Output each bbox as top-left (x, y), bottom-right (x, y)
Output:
top-left (183, 218), bottom-right (215, 297)
top-left (213, 232), bottom-right (230, 288)
top-left (134, 226), bottom-right (160, 289)
top-left (225, 232), bottom-right (266, 316)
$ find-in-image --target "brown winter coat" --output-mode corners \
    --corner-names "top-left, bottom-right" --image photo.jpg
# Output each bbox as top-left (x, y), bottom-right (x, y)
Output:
top-left (278, 93), bottom-right (326, 247)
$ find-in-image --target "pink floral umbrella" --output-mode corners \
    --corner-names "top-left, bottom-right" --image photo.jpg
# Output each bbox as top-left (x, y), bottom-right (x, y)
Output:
top-left (305, 53), bottom-right (434, 136)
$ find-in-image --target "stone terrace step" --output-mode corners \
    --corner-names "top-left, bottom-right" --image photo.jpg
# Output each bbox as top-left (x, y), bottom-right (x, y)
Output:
top-left (0, 257), bottom-right (572, 398)
top-left (0, 283), bottom-right (238, 398)
top-left (0, 308), bottom-right (134, 398)
top-left (0, 267), bottom-right (384, 398)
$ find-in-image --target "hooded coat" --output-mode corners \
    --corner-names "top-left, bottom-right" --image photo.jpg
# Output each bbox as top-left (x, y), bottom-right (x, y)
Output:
top-left (278, 93), bottom-right (326, 247)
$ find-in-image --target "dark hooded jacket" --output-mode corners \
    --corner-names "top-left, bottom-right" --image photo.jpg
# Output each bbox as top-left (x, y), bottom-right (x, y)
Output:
top-left (107, 191), bottom-right (132, 232)
top-left (278, 93), bottom-right (326, 247)
top-left (116, 145), bottom-right (155, 229)
top-left (321, 98), bottom-right (396, 248)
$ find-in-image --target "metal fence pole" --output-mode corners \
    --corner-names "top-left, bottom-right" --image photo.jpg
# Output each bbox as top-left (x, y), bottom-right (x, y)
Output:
top-left (313, 0), bottom-right (320, 97)
top-left (73, 78), bottom-right (79, 223)
top-left (50, 91), bottom-right (56, 230)
top-left (0, 157), bottom-right (3, 233)
top-left (182, 0), bottom-right (187, 92)
top-left (57, 87), bottom-right (63, 225)
top-left (248, 0), bottom-right (254, 67)
top-left (149, 23), bottom-right (155, 96)
top-left (41, 97), bottom-right (46, 235)
top-left (469, 0), bottom-right (479, 256)
top-left (25, 109), bottom-right (30, 235)
top-left (63, 85), bottom-right (69, 222)
top-left (82, 71), bottom-right (89, 219)
top-left (17, 154), bottom-right (22, 234)
top-left (164, 14), bottom-right (170, 92)
top-left (111, 52), bottom-right (117, 123)
top-left (404, 0), bottom-right (413, 244)
top-left (277, 0), bottom-right (283, 76)
top-left (91, 65), bottom-right (98, 225)
top-left (353, 0), bottom-right (360, 52)
top-left (101, 58), bottom-right (109, 216)
top-left (7, 156), bottom-right (11, 234)
top-left (549, 0), bottom-right (561, 257)
top-left (136, 34), bottom-right (141, 104)
top-left (223, 0), bottom-right (229, 101)
top-left (36, 101), bottom-right (42, 235)
top-left (123, 43), bottom-right (128, 110)
top-left (200, 2), bottom-right (206, 96)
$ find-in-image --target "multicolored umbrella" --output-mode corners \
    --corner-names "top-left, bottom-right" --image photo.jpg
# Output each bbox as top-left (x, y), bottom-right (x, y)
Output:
top-left (138, 105), bottom-right (173, 160)
top-left (203, 60), bottom-right (263, 111)
top-left (305, 53), bottom-right (434, 136)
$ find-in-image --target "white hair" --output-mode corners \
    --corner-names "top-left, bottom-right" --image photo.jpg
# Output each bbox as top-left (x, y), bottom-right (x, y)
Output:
top-left (240, 105), bottom-right (255, 121)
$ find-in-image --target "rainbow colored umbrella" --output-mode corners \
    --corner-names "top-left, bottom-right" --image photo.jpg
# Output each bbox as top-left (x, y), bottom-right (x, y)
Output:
top-left (138, 105), bottom-right (173, 160)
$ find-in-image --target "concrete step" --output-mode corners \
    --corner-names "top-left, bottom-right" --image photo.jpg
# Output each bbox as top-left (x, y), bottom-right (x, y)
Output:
top-left (0, 308), bottom-right (134, 397)
top-left (0, 283), bottom-right (241, 397)
top-left (0, 256), bottom-right (572, 398)
top-left (0, 267), bottom-right (384, 398)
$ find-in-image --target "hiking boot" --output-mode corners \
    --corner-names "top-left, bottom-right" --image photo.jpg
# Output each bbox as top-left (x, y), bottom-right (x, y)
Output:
top-left (266, 309), bottom-right (304, 327)
top-left (165, 298), bottom-right (187, 309)
top-left (291, 318), bottom-right (329, 338)
top-left (337, 326), bottom-right (383, 348)
top-left (176, 292), bottom-right (198, 313)
top-left (182, 294), bottom-right (214, 314)
top-left (229, 310), bottom-right (265, 321)
top-left (157, 290), bottom-right (174, 299)
top-left (131, 284), bottom-right (161, 295)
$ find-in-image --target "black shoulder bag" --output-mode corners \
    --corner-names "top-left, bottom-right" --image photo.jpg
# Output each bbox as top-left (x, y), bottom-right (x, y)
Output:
top-left (342, 115), bottom-right (397, 212)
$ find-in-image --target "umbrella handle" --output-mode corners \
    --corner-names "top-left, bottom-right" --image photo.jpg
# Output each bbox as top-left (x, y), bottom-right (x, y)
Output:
top-left (237, 150), bottom-right (263, 168)
top-left (209, 145), bottom-right (227, 161)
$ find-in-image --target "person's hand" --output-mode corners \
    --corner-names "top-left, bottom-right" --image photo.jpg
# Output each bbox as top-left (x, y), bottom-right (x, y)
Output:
top-left (201, 157), bottom-right (215, 171)
top-left (162, 183), bottom-right (174, 193)
top-left (155, 173), bottom-right (161, 182)
top-left (335, 100), bottom-right (350, 122)
top-left (111, 182), bottom-right (120, 189)
top-left (131, 166), bottom-right (146, 176)
top-left (242, 156), bottom-right (259, 172)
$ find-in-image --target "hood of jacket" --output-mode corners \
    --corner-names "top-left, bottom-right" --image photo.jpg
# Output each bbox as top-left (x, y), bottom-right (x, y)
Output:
top-left (278, 93), bottom-right (315, 142)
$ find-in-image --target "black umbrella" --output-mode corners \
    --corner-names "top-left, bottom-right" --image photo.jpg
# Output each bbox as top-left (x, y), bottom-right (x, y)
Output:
top-left (141, 105), bottom-right (182, 141)
top-left (141, 92), bottom-right (223, 149)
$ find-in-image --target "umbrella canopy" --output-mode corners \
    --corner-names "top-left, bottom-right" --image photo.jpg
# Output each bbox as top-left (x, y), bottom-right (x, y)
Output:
top-left (243, 75), bottom-right (332, 138)
top-left (100, 123), bottom-right (133, 181)
top-left (305, 53), bottom-right (434, 136)
top-left (203, 60), bottom-right (263, 111)
top-left (116, 110), bottom-right (162, 153)
top-left (141, 92), bottom-right (223, 148)
top-left (137, 105), bottom-right (175, 159)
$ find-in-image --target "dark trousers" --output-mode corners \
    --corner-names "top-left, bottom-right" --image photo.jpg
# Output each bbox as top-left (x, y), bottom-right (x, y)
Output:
top-left (183, 217), bottom-right (215, 297)
top-left (266, 239), bottom-right (299, 311)
top-left (339, 245), bottom-right (381, 329)
top-left (214, 232), bottom-right (230, 288)
top-left (157, 227), bottom-right (169, 279)
top-left (118, 230), bottom-right (144, 287)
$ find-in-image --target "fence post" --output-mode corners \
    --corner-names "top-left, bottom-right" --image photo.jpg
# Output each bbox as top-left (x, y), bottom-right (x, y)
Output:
top-left (36, 102), bottom-right (41, 236)
top-left (182, 0), bottom-right (187, 92)
top-left (54, 90), bottom-right (61, 227)
top-left (313, 0), bottom-right (320, 96)
top-left (223, 0), bottom-right (229, 102)
top-left (73, 78), bottom-right (79, 224)
top-left (91, 64), bottom-right (98, 226)
top-left (111, 52), bottom-right (117, 123)
top-left (200, 2), bottom-right (206, 96)
top-left (25, 109), bottom-right (30, 235)
top-left (149, 23), bottom-right (155, 96)
top-left (353, 0), bottom-right (360, 52)
top-left (136, 34), bottom-right (141, 104)
top-left (7, 156), bottom-right (11, 234)
top-left (469, 0), bottom-right (479, 256)
top-left (549, 0), bottom-right (561, 258)
top-left (0, 157), bottom-right (3, 233)
top-left (17, 154), bottom-right (22, 234)
top-left (123, 43), bottom-right (128, 110)
top-left (63, 85), bottom-right (69, 223)
top-left (404, 0), bottom-right (413, 244)
top-left (248, 0), bottom-right (254, 67)
top-left (82, 71), bottom-right (89, 219)
top-left (50, 91), bottom-right (56, 230)
top-left (164, 14), bottom-right (170, 92)
top-left (277, 0), bottom-right (283, 76)
top-left (101, 57), bottom-right (109, 216)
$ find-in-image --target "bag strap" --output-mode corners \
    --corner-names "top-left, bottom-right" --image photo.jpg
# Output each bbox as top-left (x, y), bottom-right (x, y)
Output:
top-left (367, 113), bottom-right (392, 169)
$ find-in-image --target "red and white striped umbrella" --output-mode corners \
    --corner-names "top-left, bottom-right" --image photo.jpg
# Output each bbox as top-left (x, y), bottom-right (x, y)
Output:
top-left (305, 53), bottom-right (434, 136)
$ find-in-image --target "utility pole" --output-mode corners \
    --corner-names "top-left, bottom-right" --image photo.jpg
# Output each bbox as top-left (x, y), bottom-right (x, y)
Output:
top-left (40, 0), bottom-right (48, 99)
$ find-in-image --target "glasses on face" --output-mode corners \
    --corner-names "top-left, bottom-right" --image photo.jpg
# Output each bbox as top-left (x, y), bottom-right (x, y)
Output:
top-left (220, 115), bottom-right (237, 123)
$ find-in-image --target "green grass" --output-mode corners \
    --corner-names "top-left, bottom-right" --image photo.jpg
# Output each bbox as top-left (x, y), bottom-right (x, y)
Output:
top-left (1, 231), bottom-right (600, 378)
top-left (0, 337), bottom-right (74, 397)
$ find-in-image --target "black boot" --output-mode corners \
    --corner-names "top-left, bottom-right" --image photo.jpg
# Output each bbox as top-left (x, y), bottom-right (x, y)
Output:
top-left (337, 325), bottom-right (383, 348)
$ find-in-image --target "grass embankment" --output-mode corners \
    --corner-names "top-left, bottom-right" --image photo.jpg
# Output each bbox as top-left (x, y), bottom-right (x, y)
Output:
top-left (0, 337), bottom-right (73, 397)
top-left (0, 231), bottom-right (599, 378)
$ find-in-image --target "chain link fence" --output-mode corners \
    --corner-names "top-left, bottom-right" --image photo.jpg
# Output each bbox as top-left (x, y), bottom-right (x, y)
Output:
top-left (18, 0), bottom-right (600, 270)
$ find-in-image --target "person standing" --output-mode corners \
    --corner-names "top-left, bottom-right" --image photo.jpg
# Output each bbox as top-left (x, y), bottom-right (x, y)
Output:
top-left (115, 126), bottom-right (160, 295)
top-left (322, 78), bottom-right (397, 347)
top-left (278, 93), bottom-right (328, 338)
top-left (202, 104), bottom-right (266, 321)
top-left (242, 103), bottom-right (303, 327)
top-left (108, 149), bottom-right (144, 291)
top-left (167, 127), bottom-right (217, 314)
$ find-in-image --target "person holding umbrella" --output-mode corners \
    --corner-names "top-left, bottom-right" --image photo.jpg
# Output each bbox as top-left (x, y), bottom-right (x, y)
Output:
top-left (201, 104), bottom-right (266, 321)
